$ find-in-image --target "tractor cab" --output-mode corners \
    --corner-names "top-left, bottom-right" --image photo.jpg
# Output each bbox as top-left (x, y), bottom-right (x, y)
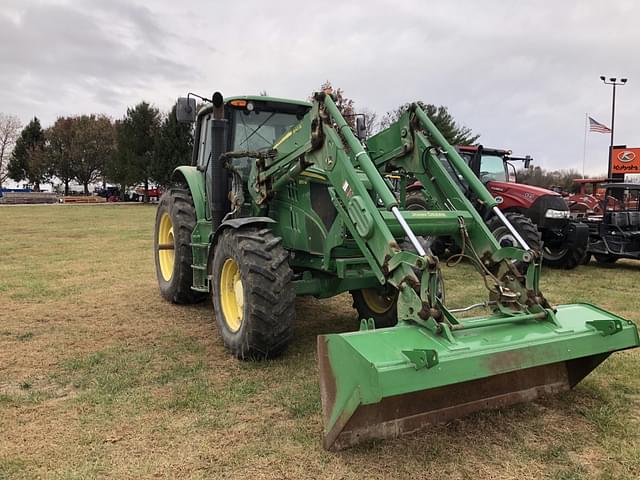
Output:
top-left (177, 94), bottom-right (311, 224)
top-left (583, 183), bottom-right (640, 263)
top-left (458, 145), bottom-right (531, 185)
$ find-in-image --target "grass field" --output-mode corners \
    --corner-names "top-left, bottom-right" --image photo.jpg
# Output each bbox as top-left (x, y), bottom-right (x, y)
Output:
top-left (1, 205), bottom-right (639, 479)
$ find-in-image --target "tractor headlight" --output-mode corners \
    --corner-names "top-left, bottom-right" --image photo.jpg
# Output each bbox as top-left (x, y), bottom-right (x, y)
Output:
top-left (544, 209), bottom-right (570, 219)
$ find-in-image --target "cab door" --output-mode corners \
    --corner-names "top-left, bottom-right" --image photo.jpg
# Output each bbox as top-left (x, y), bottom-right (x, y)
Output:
top-left (196, 114), bottom-right (213, 219)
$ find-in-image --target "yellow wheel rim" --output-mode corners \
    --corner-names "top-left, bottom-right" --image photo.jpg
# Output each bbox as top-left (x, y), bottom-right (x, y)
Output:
top-left (157, 212), bottom-right (175, 281)
top-left (220, 258), bottom-right (244, 332)
top-left (361, 288), bottom-right (397, 314)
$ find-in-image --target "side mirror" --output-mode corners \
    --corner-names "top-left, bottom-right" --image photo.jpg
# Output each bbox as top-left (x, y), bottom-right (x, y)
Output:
top-left (355, 116), bottom-right (367, 140)
top-left (176, 97), bottom-right (196, 123)
top-left (524, 155), bottom-right (532, 169)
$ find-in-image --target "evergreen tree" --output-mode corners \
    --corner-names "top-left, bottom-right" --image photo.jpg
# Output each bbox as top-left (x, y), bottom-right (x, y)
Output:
top-left (8, 117), bottom-right (47, 190)
top-left (380, 102), bottom-right (479, 145)
top-left (152, 103), bottom-right (193, 188)
top-left (110, 102), bottom-right (160, 201)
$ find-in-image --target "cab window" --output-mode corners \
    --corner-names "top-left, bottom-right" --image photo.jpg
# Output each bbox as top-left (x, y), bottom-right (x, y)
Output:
top-left (197, 115), bottom-right (212, 169)
top-left (479, 155), bottom-right (507, 183)
top-left (230, 109), bottom-right (302, 180)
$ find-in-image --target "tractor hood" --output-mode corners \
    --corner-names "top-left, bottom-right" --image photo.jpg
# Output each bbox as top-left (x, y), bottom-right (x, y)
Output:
top-left (487, 181), bottom-right (561, 210)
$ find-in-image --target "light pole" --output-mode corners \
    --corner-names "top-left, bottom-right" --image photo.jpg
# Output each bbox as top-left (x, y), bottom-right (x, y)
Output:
top-left (600, 75), bottom-right (627, 174)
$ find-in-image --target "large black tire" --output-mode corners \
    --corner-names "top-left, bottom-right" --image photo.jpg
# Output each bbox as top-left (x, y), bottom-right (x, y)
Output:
top-left (211, 227), bottom-right (295, 359)
top-left (542, 242), bottom-right (588, 269)
top-left (154, 189), bottom-right (207, 304)
top-left (351, 286), bottom-right (398, 328)
top-left (594, 253), bottom-right (618, 265)
top-left (486, 213), bottom-right (542, 253)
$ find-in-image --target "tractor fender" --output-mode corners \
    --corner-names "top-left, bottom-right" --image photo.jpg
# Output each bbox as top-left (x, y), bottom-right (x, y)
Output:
top-left (207, 217), bottom-right (277, 267)
top-left (172, 166), bottom-right (207, 221)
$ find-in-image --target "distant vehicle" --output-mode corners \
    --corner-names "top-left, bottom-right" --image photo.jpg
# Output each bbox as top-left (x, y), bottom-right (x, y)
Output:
top-left (130, 186), bottom-right (162, 201)
top-left (0, 188), bottom-right (32, 198)
top-left (95, 186), bottom-right (121, 201)
top-left (567, 178), bottom-right (619, 218)
top-left (406, 145), bottom-right (588, 268)
top-left (582, 183), bottom-right (640, 264)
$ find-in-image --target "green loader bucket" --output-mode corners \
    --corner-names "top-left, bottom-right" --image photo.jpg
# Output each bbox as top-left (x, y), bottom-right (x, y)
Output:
top-left (318, 303), bottom-right (639, 450)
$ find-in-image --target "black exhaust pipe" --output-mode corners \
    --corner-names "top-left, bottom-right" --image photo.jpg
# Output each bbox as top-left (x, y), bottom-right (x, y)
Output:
top-left (210, 92), bottom-right (229, 229)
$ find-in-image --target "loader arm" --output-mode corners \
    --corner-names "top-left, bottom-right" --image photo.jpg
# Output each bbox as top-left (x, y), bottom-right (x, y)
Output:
top-left (246, 93), bottom-right (638, 451)
top-left (251, 93), bottom-right (549, 330)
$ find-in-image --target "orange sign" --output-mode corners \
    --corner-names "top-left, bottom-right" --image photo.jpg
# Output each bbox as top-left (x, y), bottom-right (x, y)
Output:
top-left (611, 147), bottom-right (640, 174)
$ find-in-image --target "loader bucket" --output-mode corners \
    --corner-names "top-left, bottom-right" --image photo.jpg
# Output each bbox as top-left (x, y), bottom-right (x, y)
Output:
top-left (318, 303), bottom-right (639, 450)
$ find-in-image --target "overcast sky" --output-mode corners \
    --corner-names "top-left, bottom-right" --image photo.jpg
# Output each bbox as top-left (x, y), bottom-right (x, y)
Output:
top-left (1, 0), bottom-right (638, 175)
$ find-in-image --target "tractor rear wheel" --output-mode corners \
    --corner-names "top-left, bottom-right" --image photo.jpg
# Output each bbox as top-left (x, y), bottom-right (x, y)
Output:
top-left (351, 286), bottom-right (398, 328)
top-left (211, 227), bottom-right (295, 359)
top-left (154, 189), bottom-right (207, 304)
top-left (487, 213), bottom-right (542, 253)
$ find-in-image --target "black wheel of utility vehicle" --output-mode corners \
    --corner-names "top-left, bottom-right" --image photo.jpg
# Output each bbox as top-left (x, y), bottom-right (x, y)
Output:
top-left (154, 189), bottom-right (207, 304)
top-left (581, 253), bottom-right (592, 265)
top-left (594, 253), bottom-right (618, 265)
top-left (405, 190), bottom-right (451, 258)
top-left (542, 243), bottom-right (588, 269)
top-left (487, 212), bottom-right (542, 253)
top-left (351, 286), bottom-right (399, 328)
top-left (211, 227), bottom-right (295, 360)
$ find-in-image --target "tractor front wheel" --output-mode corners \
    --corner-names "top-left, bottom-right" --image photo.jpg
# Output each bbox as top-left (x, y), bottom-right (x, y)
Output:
top-left (211, 227), bottom-right (295, 359)
top-left (154, 189), bottom-right (206, 304)
top-left (487, 213), bottom-right (542, 253)
top-left (542, 243), bottom-right (588, 269)
top-left (351, 286), bottom-right (398, 328)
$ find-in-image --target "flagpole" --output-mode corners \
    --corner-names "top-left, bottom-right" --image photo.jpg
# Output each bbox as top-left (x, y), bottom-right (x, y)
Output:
top-left (582, 113), bottom-right (588, 178)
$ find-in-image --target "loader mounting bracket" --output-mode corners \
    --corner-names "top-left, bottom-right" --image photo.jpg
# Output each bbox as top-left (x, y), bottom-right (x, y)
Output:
top-left (587, 319), bottom-right (624, 336)
top-left (402, 349), bottom-right (439, 370)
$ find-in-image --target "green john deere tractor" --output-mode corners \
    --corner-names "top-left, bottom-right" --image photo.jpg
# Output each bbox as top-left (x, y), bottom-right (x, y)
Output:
top-left (154, 90), bottom-right (639, 450)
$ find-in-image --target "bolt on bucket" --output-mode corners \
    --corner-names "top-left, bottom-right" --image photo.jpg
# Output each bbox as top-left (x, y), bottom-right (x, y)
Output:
top-left (318, 303), bottom-right (639, 451)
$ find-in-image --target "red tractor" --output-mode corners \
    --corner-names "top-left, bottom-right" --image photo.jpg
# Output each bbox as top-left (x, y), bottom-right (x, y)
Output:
top-left (406, 145), bottom-right (588, 269)
top-left (567, 178), bottom-right (621, 218)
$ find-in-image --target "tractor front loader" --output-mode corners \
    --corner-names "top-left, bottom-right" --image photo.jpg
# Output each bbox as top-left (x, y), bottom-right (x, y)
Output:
top-left (154, 91), bottom-right (639, 451)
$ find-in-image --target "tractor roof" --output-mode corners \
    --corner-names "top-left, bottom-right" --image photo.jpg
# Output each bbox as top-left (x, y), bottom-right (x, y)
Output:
top-left (457, 145), bottom-right (511, 156)
top-left (225, 95), bottom-right (311, 107)
top-left (196, 95), bottom-right (311, 119)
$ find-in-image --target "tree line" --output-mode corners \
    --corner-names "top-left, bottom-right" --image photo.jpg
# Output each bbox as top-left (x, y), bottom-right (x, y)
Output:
top-left (3, 81), bottom-right (581, 199)
top-left (516, 166), bottom-right (602, 193)
top-left (0, 102), bottom-right (191, 199)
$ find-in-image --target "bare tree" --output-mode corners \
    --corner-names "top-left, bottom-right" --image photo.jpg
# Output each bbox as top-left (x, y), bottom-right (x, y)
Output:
top-left (0, 113), bottom-right (22, 188)
top-left (360, 108), bottom-right (379, 138)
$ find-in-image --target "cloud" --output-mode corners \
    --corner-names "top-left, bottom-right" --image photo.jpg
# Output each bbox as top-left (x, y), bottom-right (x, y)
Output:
top-left (0, 0), bottom-right (195, 120)
top-left (1, 0), bottom-right (639, 174)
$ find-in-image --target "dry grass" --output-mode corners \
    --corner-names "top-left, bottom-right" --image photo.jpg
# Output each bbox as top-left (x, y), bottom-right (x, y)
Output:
top-left (0, 204), bottom-right (638, 479)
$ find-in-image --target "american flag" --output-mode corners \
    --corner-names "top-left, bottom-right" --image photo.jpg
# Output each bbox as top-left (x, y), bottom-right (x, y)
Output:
top-left (588, 116), bottom-right (611, 134)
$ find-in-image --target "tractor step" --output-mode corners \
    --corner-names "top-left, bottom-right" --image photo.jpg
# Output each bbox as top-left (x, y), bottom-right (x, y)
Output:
top-left (190, 242), bottom-right (210, 291)
top-left (318, 303), bottom-right (639, 450)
